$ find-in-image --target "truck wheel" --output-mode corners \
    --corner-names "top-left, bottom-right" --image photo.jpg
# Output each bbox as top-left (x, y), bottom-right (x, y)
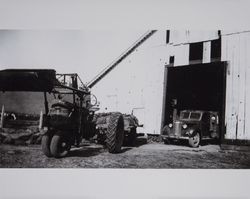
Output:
top-left (41, 135), bottom-right (52, 157)
top-left (106, 113), bottom-right (124, 153)
top-left (50, 134), bottom-right (71, 158)
top-left (188, 132), bottom-right (200, 148)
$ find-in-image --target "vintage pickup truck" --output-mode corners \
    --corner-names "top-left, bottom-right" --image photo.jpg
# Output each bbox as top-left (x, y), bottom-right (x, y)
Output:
top-left (162, 110), bottom-right (219, 147)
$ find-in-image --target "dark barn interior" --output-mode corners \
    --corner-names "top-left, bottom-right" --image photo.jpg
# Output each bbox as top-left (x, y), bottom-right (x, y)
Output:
top-left (163, 61), bottom-right (227, 139)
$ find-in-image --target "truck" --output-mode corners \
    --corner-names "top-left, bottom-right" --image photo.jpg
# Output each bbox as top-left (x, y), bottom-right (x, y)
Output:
top-left (162, 110), bottom-right (220, 147)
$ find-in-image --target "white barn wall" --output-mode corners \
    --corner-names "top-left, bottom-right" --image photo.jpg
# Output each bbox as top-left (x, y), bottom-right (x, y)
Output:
top-left (171, 44), bottom-right (189, 66)
top-left (170, 30), bottom-right (218, 45)
top-left (92, 31), bottom-right (169, 134)
top-left (221, 31), bottom-right (250, 140)
top-left (170, 30), bottom-right (219, 66)
top-left (92, 30), bottom-right (250, 141)
top-left (203, 41), bottom-right (211, 63)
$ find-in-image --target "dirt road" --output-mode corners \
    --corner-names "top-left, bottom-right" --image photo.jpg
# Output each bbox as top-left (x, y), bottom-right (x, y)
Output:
top-left (1, 140), bottom-right (250, 168)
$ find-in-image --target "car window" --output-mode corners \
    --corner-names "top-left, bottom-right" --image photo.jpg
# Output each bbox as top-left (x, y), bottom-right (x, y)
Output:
top-left (190, 112), bottom-right (201, 119)
top-left (180, 112), bottom-right (190, 119)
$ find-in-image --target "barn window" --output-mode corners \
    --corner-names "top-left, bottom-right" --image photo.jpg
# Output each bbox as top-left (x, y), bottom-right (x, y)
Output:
top-left (211, 38), bottom-right (221, 61)
top-left (166, 30), bottom-right (170, 44)
top-left (189, 42), bottom-right (203, 64)
top-left (169, 56), bottom-right (174, 65)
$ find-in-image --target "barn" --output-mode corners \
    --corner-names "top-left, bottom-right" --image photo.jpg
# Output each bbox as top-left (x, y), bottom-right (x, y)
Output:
top-left (90, 30), bottom-right (250, 146)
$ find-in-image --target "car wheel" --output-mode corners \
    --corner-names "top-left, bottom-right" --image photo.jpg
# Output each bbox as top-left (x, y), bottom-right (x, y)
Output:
top-left (188, 132), bottom-right (200, 148)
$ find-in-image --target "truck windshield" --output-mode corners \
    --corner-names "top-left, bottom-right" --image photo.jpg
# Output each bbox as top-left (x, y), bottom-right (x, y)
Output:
top-left (180, 112), bottom-right (190, 119)
top-left (190, 112), bottom-right (201, 119)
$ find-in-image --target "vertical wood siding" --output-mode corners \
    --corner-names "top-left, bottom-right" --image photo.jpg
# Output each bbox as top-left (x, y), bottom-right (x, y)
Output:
top-left (203, 41), bottom-right (211, 63)
top-left (245, 34), bottom-right (250, 139)
top-left (222, 31), bottom-right (250, 140)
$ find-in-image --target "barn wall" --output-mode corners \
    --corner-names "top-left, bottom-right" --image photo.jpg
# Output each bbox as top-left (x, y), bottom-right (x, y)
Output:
top-left (170, 30), bottom-right (219, 45)
top-left (168, 30), bottom-right (250, 142)
top-left (172, 44), bottom-right (189, 66)
top-left (221, 31), bottom-right (250, 140)
top-left (92, 30), bottom-right (250, 140)
top-left (92, 31), bottom-right (169, 134)
top-left (170, 30), bottom-right (219, 66)
top-left (170, 30), bottom-right (250, 141)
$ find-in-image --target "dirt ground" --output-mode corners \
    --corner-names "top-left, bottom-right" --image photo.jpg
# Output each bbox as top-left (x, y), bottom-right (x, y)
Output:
top-left (1, 138), bottom-right (250, 169)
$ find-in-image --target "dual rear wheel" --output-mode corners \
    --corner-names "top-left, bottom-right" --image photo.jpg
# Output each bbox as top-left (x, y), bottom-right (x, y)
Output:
top-left (42, 112), bottom-right (125, 157)
top-left (41, 133), bottom-right (71, 158)
top-left (42, 113), bottom-right (126, 157)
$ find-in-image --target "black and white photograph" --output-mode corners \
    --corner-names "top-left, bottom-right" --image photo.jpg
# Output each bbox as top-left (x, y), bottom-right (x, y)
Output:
top-left (0, 29), bottom-right (250, 169)
top-left (0, 1), bottom-right (250, 199)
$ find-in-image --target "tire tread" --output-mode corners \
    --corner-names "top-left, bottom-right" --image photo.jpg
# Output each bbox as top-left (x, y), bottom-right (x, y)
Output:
top-left (106, 113), bottom-right (124, 153)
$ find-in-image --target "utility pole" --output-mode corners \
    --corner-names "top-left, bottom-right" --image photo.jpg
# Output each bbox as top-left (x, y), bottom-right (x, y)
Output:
top-left (0, 105), bottom-right (5, 128)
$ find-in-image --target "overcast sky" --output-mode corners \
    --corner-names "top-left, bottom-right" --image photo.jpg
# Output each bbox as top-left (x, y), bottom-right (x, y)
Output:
top-left (0, 30), bottom-right (145, 84)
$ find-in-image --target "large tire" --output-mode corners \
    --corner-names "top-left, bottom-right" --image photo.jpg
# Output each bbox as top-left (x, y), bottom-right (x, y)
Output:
top-left (50, 134), bottom-right (71, 158)
top-left (188, 132), bottom-right (201, 148)
top-left (106, 113), bottom-right (124, 153)
top-left (41, 134), bottom-right (52, 157)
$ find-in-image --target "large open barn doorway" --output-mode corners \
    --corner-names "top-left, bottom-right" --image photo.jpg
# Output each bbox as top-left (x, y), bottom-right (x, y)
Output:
top-left (162, 61), bottom-right (227, 142)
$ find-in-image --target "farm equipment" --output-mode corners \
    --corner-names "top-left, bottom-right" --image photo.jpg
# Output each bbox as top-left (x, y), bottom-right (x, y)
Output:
top-left (0, 69), bottom-right (139, 158)
top-left (95, 112), bottom-right (139, 148)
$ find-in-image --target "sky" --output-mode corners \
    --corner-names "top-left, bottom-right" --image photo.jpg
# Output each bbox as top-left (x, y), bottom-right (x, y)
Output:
top-left (0, 30), bottom-right (145, 84)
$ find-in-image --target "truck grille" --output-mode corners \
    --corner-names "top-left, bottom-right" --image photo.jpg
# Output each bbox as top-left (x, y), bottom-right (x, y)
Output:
top-left (173, 121), bottom-right (182, 137)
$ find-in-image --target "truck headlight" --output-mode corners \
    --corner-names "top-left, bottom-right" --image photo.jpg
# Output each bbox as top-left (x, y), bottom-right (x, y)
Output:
top-left (182, 124), bottom-right (187, 129)
top-left (168, 123), bottom-right (173, 128)
top-left (211, 116), bottom-right (216, 121)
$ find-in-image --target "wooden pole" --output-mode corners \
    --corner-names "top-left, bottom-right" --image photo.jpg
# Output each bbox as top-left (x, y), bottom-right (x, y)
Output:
top-left (38, 110), bottom-right (43, 129)
top-left (43, 92), bottom-right (49, 115)
top-left (0, 105), bottom-right (5, 128)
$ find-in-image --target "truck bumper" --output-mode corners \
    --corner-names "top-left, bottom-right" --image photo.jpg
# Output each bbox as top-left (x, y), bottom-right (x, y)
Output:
top-left (162, 135), bottom-right (189, 140)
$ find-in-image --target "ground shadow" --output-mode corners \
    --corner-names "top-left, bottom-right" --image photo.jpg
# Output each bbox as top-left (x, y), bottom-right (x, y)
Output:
top-left (200, 139), bottom-right (220, 146)
top-left (68, 142), bottom-right (136, 157)
top-left (120, 147), bottom-right (133, 153)
top-left (67, 136), bottom-right (149, 157)
top-left (134, 137), bottom-right (148, 147)
top-left (67, 144), bottom-right (104, 157)
top-left (163, 138), bottom-right (220, 148)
